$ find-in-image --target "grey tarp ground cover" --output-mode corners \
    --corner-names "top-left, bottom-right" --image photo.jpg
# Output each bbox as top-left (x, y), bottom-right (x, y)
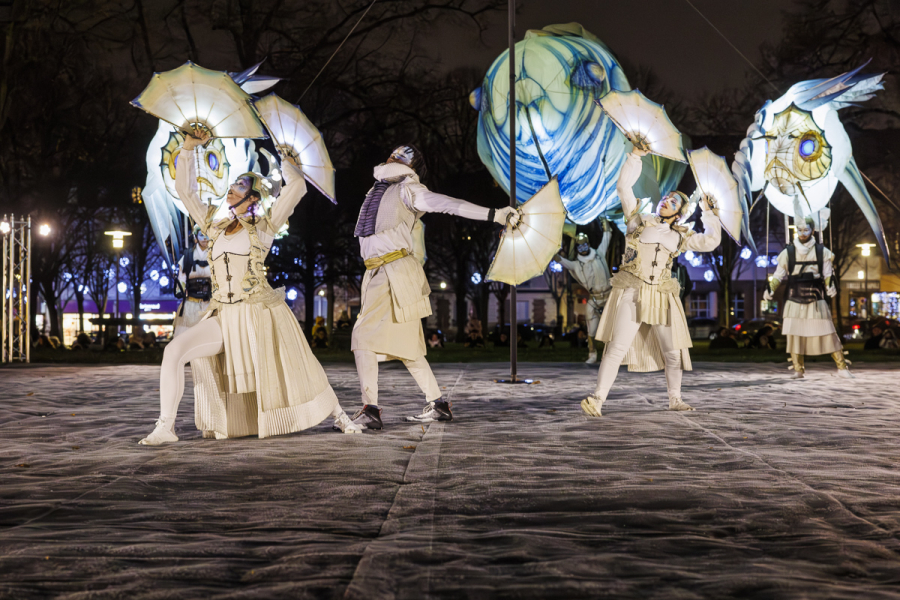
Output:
top-left (1, 362), bottom-right (899, 599)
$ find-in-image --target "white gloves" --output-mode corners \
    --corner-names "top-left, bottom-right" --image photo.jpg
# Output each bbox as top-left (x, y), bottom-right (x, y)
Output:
top-left (494, 206), bottom-right (521, 228)
top-left (826, 285), bottom-right (837, 298)
top-left (763, 289), bottom-right (773, 302)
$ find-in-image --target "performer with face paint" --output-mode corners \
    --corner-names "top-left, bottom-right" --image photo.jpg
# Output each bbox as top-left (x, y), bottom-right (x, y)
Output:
top-left (581, 146), bottom-right (722, 418)
top-left (140, 132), bottom-right (362, 445)
top-left (764, 213), bottom-right (852, 378)
top-left (554, 225), bottom-right (613, 364)
top-left (173, 225), bottom-right (212, 336)
top-left (349, 145), bottom-right (519, 429)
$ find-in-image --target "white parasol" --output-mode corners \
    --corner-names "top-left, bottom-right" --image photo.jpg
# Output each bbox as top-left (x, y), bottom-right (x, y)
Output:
top-left (253, 93), bottom-right (336, 203)
top-left (131, 61), bottom-right (267, 139)
top-left (487, 177), bottom-right (566, 285)
top-left (595, 89), bottom-right (687, 164)
top-left (687, 147), bottom-right (744, 243)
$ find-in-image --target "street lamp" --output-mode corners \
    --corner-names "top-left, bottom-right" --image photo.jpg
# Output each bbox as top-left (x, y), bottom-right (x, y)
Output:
top-left (38, 224), bottom-right (51, 237)
top-left (104, 230), bottom-right (132, 323)
top-left (856, 243), bottom-right (877, 318)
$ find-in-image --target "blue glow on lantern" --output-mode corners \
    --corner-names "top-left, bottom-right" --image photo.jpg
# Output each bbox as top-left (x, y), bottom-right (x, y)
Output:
top-left (799, 138), bottom-right (816, 158)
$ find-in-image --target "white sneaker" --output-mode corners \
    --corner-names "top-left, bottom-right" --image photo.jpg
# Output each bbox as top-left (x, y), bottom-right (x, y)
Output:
top-left (333, 411), bottom-right (363, 434)
top-left (668, 397), bottom-right (695, 411)
top-left (790, 371), bottom-right (805, 380)
top-left (139, 416), bottom-right (178, 446)
top-left (836, 368), bottom-right (855, 379)
top-left (580, 394), bottom-right (603, 417)
top-left (585, 351), bottom-right (598, 365)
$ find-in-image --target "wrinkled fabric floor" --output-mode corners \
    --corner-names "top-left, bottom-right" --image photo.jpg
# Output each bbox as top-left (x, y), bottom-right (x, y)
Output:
top-left (1, 361), bottom-right (899, 599)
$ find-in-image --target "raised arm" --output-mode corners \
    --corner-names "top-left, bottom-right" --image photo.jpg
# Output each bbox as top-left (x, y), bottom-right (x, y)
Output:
top-left (616, 151), bottom-right (644, 220)
top-left (175, 136), bottom-right (214, 229)
top-left (267, 159), bottom-right (307, 233)
top-left (683, 210), bottom-right (722, 253)
top-left (597, 221), bottom-right (612, 256)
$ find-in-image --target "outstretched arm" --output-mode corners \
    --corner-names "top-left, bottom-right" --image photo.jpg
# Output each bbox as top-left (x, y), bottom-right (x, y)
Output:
top-left (410, 186), bottom-right (519, 226)
top-left (267, 159), bottom-right (307, 233)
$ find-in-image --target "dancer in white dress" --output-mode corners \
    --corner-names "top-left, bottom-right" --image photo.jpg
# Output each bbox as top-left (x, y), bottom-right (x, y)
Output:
top-left (764, 215), bottom-right (852, 379)
top-left (140, 132), bottom-right (360, 445)
top-left (581, 147), bottom-right (722, 417)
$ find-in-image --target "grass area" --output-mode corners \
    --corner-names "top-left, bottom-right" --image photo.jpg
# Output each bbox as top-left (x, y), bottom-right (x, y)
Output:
top-left (22, 339), bottom-right (900, 366)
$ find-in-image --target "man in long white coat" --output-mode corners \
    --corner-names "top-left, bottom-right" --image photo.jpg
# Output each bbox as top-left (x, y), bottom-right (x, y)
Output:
top-left (764, 215), bottom-right (852, 378)
top-left (349, 145), bottom-right (518, 429)
top-left (555, 224), bottom-right (613, 364)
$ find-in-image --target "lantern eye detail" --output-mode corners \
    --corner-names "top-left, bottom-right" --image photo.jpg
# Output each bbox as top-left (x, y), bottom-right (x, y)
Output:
top-left (207, 152), bottom-right (219, 170)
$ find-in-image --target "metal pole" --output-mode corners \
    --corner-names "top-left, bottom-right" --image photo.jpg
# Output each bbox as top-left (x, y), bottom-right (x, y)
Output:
top-left (25, 216), bottom-right (31, 363)
top-left (2, 214), bottom-right (7, 362)
top-left (508, 0), bottom-right (517, 382)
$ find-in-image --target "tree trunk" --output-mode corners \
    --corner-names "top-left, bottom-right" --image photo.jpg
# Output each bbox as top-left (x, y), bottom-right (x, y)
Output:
top-left (454, 284), bottom-right (468, 343)
top-left (75, 289), bottom-right (85, 334)
top-left (326, 281), bottom-right (335, 343)
top-left (834, 275), bottom-right (843, 335)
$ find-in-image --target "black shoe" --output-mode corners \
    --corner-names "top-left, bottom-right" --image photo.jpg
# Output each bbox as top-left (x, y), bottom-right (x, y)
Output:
top-left (350, 404), bottom-right (383, 430)
top-left (406, 399), bottom-right (452, 423)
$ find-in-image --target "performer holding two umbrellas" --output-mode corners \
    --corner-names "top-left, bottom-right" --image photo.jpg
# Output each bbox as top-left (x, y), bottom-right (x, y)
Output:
top-left (140, 131), bottom-right (362, 444)
top-left (580, 145), bottom-right (722, 417)
top-left (349, 145), bottom-right (520, 429)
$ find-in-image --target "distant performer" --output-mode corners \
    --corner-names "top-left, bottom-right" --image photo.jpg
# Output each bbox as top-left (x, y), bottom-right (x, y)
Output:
top-left (555, 224), bottom-right (612, 364)
top-left (581, 146), bottom-right (722, 418)
top-left (172, 225), bottom-right (211, 336)
top-left (764, 213), bottom-right (852, 379)
top-left (349, 144), bottom-right (518, 429)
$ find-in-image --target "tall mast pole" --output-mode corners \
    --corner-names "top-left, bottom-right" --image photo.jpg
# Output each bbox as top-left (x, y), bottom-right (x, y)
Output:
top-left (508, 0), bottom-right (517, 382)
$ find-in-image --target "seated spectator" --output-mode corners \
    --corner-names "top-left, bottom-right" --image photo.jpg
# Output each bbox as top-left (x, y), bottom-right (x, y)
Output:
top-left (71, 332), bottom-right (92, 351)
top-left (748, 325), bottom-right (776, 350)
top-left (311, 316), bottom-right (327, 340)
top-left (311, 328), bottom-right (329, 349)
top-left (34, 334), bottom-right (59, 349)
top-left (516, 334), bottom-right (527, 349)
top-left (143, 331), bottom-right (158, 349)
top-left (494, 332), bottom-right (510, 347)
top-left (336, 310), bottom-right (352, 329)
top-left (129, 332), bottom-right (145, 350)
top-left (538, 333), bottom-right (555, 348)
top-left (464, 332), bottom-right (485, 348)
top-left (427, 331), bottom-right (444, 349)
top-left (710, 327), bottom-right (739, 350)
top-left (880, 328), bottom-right (899, 350)
top-left (865, 325), bottom-right (884, 350)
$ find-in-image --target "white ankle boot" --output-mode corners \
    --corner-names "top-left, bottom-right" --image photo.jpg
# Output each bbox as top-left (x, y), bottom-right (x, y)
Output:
top-left (581, 394), bottom-right (604, 417)
top-left (585, 350), bottom-right (598, 365)
top-left (668, 397), bottom-right (695, 411)
top-left (333, 411), bottom-right (363, 434)
top-left (139, 416), bottom-right (178, 446)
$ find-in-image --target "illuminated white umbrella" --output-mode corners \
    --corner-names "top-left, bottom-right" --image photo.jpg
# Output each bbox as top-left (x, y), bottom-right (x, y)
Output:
top-left (253, 93), bottom-right (336, 203)
top-left (131, 61), bottom-right (267, 139)
top-left (596, 89), bottom-right (687, 163)
top-left (687, 147), bottom-right (744, 242)
top-left (487, 177), bottom-right (566, 285)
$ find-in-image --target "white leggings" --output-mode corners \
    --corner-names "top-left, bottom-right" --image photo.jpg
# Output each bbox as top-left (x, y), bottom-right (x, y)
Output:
top-left (159, 317), bottom-right (345, 421)
top-left (353, 350), bottom-right (442, 406)
top-left (593, 288), bottom-right (683, 401)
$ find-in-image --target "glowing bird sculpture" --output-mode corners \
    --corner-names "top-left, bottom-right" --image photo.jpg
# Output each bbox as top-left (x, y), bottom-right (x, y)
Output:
top-left (471, 23), bottom-right (687, 225)
top-left (733, 62), bottom-right (888, 261)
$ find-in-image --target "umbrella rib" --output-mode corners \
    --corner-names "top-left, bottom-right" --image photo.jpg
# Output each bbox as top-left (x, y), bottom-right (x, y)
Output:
top-left (161, 76), bottom-right (192, 132)
top-left (203, 73), bottom-right (226, 127)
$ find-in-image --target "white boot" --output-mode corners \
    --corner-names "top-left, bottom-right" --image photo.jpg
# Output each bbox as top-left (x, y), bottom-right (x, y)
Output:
top-left (333, 411), bottom-right (363, 434)
top-left (790, 371), bottom-right (805, 380)
top-left (835, 368), bottom-right (854, 379)
top-left (668, 397), bottom-right (695, 411)
top-left (139, 416), bottom-right (178, 446)
top-left (581, 394), bottom-right (604, 417)
top-left (585, 350), bottom-right (598, 365)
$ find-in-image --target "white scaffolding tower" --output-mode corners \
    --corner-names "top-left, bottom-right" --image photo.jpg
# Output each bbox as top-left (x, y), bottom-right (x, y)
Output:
top-left (1, 214), bottom-right (31, 363)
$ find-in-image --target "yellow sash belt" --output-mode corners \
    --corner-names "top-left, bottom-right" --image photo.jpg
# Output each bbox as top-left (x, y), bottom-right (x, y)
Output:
top-left (364, 248), bottom-right (410, 270)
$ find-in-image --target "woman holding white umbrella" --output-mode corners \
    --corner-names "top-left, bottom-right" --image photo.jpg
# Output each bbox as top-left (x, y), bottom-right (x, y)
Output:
top-left (580, 145), bottom-right (723, 417)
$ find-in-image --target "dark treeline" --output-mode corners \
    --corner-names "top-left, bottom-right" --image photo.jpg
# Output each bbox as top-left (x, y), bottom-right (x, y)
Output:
top-left (1, 0), bottom-right (898, 340)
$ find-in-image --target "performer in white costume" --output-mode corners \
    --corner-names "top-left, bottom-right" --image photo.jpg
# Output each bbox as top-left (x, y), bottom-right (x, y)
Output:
top-left (172, 226), bottom-right (211, 335)
top-left (349, 145), bottom-right (518, 429)
top-left (555, 225), bottom-right (612, 364)
top-left (140, 132), bottom-right (361, 445)
top-left (764, 215), bottom-right (852, 379)
top-left (581, 147), bottom-right (722, 417)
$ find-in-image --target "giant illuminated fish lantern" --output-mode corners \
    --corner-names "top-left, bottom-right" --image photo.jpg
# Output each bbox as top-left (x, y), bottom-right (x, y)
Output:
top-left (471, 23), bottom-right (686, 224)
top-left (733, 62), bottom-right (889, 261)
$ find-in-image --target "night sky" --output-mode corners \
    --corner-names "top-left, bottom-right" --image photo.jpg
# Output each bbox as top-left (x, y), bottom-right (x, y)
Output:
top-left (429, 0), bottom-right (795, 98)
